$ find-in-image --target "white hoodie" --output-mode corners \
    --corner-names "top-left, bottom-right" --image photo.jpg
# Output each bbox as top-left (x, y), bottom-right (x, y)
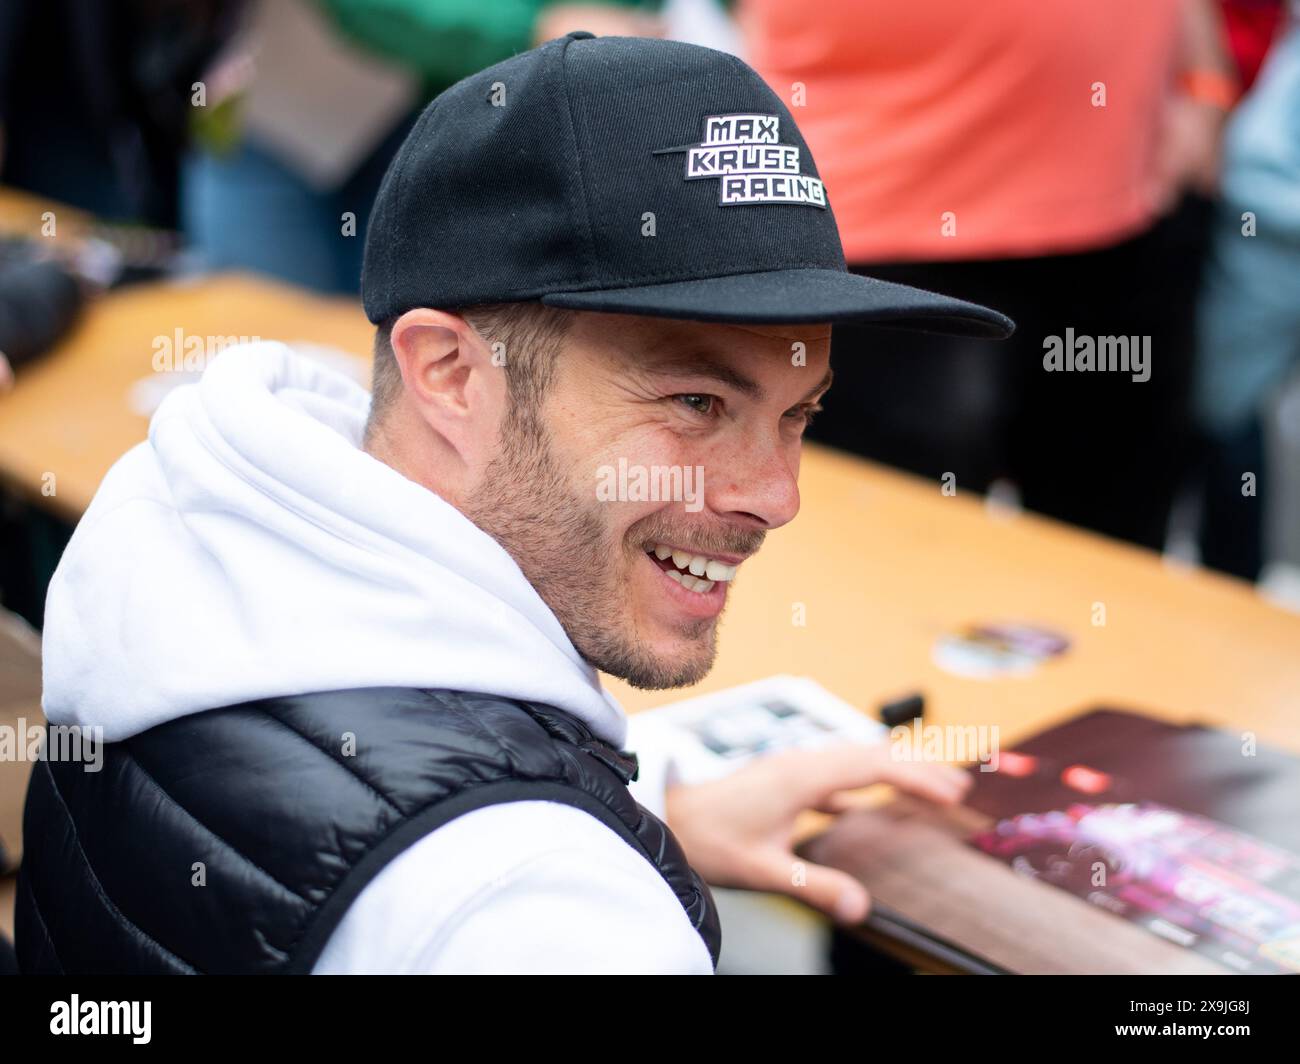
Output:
top-left (41, 342), bottom-right (713, 974)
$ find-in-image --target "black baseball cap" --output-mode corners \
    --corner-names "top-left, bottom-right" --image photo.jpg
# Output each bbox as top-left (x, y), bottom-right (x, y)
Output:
top-left (362, 32), bottom-right (1013, 338)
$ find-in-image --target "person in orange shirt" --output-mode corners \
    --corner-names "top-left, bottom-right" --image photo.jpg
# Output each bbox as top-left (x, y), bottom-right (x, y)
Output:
top-left (739, 0), bottom-right (1237, 551)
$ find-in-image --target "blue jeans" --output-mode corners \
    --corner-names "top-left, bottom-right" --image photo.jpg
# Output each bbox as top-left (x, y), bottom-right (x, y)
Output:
top-left (180, 113), bottom-right (417, 295)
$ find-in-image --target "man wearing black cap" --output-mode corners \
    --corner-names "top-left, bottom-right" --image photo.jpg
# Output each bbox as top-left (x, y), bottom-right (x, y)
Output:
top-left (19, 33), bottom-right (1010, 974)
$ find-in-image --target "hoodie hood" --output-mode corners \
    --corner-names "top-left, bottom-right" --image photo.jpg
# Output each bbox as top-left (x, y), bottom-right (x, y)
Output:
top-left (42, 341), bottom-right (627, 746)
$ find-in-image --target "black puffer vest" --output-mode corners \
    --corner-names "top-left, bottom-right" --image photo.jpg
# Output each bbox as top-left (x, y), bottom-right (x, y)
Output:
top-left (16, 687), bottom-right (721, 972)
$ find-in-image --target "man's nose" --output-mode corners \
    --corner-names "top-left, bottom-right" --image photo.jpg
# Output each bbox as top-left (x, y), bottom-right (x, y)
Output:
top-left (704, 436), bottom-right (800, 530)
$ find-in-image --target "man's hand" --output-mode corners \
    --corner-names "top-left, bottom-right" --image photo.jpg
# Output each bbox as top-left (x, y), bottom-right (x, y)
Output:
top-left (1149, 0), bottom-right (1235, 211)
top-left (664, 744), bottom-right (972, 925)
top-left (0, 352), bottom-right (14, 395)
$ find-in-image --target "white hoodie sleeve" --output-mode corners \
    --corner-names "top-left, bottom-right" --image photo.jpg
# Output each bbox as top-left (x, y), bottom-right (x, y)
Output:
top-left (311, 799), bottom-right (714, 975)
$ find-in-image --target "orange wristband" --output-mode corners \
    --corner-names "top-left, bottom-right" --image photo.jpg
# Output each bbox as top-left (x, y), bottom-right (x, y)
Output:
top-left (1179, 68), bottom-right (1239, 110)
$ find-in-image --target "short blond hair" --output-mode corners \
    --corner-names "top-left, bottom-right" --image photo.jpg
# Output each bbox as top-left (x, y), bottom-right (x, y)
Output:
top-left (365, 302), bottom-right (576, 442)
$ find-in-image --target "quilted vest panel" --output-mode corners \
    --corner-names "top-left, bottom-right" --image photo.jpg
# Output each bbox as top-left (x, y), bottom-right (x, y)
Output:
top-left (15, 687), bottom-right (721, 972)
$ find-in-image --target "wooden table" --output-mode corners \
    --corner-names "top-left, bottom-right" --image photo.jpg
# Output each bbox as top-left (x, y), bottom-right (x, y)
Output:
top-left (0, 273), bottom-right (374, 519)
top-left (0, 186), bottom-right (92, 244)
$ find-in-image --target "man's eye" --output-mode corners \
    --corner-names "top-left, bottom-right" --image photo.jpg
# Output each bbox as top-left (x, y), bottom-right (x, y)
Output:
top-left (676, 394), bottom-right (716, 416)
top-left (786, 404), bottom-right (822, 428)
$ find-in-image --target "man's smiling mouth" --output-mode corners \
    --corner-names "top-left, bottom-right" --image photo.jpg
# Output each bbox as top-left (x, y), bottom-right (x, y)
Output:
top-left (643, 542), bottom-right (739, 595)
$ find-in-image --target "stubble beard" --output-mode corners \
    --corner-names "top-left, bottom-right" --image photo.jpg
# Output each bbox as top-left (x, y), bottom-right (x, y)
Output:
top-left (462, 409), bottom-right (718, 690)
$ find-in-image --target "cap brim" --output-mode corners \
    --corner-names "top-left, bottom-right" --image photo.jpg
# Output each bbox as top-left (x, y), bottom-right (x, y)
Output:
top-left (541, 267), bottom-right (1014, 338)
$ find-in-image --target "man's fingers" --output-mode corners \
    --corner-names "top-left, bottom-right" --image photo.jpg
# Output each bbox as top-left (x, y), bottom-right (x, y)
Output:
top-left (785, 856), bottom-right (871, 925)
top-left (811, 790), bottom-right (858, 815)
top-left (869, 757), bottom-right (973, 806)
top-left (779, 744), bottom-right (971, 809)
top-left (743, 847), bottom-right (872, 925)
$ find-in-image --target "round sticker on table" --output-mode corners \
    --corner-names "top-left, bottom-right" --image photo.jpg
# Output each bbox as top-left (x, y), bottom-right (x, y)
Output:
top-left (932, 622), bottom-right (1071, 679)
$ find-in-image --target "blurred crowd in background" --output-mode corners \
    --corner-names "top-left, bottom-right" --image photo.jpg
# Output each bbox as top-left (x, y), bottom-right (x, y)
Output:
top-left (1, 0), bottom-right (1298, 622)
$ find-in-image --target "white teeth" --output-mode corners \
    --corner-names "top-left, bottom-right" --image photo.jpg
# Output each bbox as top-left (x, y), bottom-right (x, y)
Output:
top-left (660, 564), bottom-right (716, 595)
top-left (704, 560), bottom-right (735, 582)
top-left (647, 542), bottom-right (740, 583)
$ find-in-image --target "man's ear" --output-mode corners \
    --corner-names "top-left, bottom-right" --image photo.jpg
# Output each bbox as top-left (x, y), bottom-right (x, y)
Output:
top-left (389, 308), bottom-right (503, 447)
